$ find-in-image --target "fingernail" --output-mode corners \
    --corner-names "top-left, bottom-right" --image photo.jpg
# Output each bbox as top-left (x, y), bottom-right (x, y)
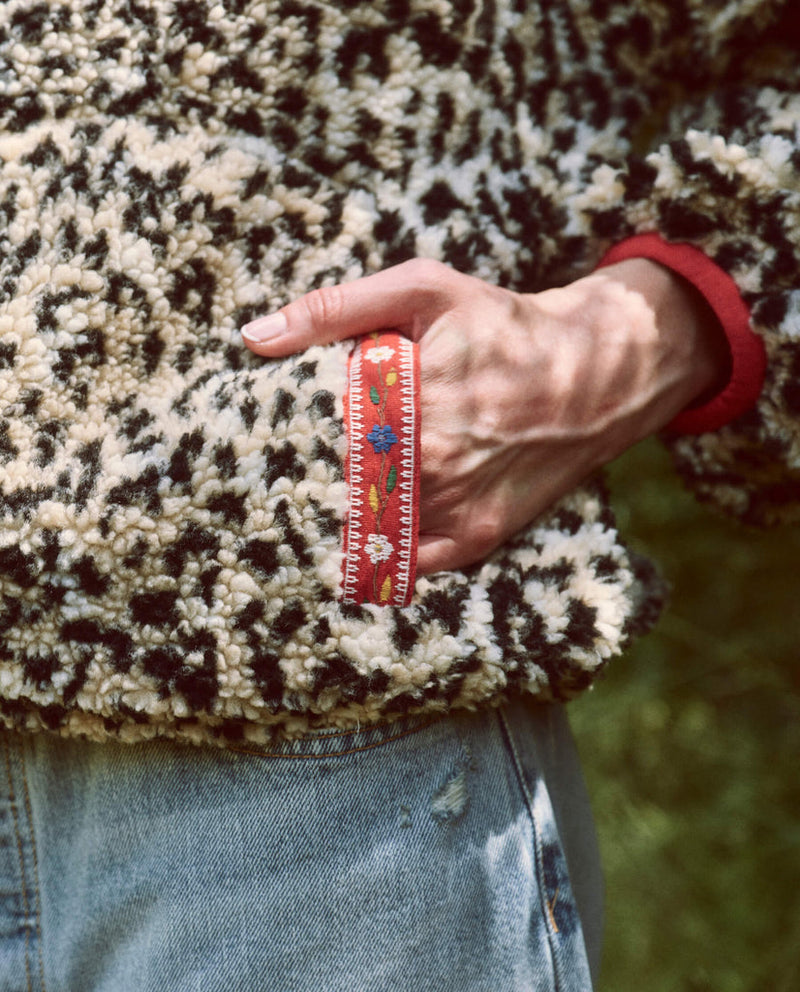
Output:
top-left (241, 311), bottom-right (287, 343)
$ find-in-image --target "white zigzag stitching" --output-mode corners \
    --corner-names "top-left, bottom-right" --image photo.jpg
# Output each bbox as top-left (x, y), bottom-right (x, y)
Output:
top-left (394, 335), bottom-right (417, 607)
top-left (343, 343), bottom-right (365, 603)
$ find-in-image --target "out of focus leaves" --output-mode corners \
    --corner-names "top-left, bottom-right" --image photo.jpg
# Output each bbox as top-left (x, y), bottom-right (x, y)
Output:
top-left (570, 439), bottom-right (800, 992)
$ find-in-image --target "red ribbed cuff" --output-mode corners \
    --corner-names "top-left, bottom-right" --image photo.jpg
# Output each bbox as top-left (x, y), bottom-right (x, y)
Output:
top-left (342, 332), bottom-right (420, 606)
top-left (597, 233), bottom-right (767, 434)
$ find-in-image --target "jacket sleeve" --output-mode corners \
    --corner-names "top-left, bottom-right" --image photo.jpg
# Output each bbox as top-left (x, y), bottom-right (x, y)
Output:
top-left (555, 2), bottom-right (800, 526)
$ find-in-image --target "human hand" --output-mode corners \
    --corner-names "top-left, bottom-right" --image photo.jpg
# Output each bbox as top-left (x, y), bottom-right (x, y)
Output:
top-left (242, 259), bottom-right (725, 573)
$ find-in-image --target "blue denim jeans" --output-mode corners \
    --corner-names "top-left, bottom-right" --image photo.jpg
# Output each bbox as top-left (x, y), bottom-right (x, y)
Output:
top-left (0, 698), bottom-right (601, 991)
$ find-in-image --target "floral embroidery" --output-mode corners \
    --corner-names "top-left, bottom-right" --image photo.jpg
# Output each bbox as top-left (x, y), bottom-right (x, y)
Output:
top-left (364, 345), bottom-right (396, 364)
top-left (343, 331), bottom-right (420, 608)
top-left (366, 424), bottom-right (398, 453)
top-left (362, 338), bottom-right (399, 600)
top-left (364, 533), bottom-right (394, 563)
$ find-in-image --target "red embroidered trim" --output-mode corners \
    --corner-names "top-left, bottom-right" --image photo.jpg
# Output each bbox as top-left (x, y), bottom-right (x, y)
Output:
top-left (342, 332), bottom-right (420, 607)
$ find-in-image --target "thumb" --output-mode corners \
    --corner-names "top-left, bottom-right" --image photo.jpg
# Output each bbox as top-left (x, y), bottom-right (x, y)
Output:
top-left (240, 258), bottom-right (451, 356)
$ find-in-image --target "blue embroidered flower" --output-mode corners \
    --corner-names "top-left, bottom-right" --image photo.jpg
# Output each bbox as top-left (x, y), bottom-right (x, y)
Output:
top-left (366, 424), bottom-right (398, 453)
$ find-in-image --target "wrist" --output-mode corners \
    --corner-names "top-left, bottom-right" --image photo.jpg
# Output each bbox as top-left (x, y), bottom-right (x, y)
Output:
top-left (534, 259), bottom-right (732, 451)
top-left (597, 234), bottom-right (766, 433)
top-left (595, 257), bottom-right (731, 408)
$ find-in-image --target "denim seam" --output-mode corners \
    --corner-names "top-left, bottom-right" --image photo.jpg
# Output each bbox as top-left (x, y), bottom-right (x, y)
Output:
top-left (19, 744), bottom-right (47, 992)
top-left (497, 708), bottom-right (563, 992)
top-left (256, 714), bottom-right (430, 743)
top-left (227, 719), bottom-right (437, 760)
top-left (2, 737), bottom-right (35, 992)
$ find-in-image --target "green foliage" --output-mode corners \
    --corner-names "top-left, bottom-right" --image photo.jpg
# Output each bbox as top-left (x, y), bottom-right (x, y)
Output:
top-left (570, 439), bottom-right (800, 992)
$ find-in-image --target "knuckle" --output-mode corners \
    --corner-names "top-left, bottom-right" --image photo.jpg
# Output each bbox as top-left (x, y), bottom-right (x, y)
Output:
top-left (470, 508), bottom-right (505, 556)
top-left (399, 257), bottom-right (455, 293)
top-left (502, 288), bottom-right (527, 324)
top-left (299, 284), bottom-right (347, 335)
top-left (399, 257), bottom-right (437, 279)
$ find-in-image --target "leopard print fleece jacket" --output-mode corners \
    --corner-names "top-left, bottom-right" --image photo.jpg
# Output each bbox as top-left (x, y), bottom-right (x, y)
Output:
top-left (0, 0), bottom-right (798, 747)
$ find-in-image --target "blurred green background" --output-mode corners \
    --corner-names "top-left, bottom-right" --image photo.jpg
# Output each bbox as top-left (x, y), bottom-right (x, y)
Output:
top-left (569, 438), bottom-right (800, 992)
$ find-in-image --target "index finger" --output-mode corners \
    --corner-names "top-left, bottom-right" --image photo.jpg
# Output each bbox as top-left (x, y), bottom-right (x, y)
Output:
top-left (240, 258), bottom-right (454, 356)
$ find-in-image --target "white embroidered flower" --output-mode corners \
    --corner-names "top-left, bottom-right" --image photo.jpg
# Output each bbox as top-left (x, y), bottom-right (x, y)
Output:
top-left (365, 345), bottom-right (395, 364)
top-left (364, 533), bottom-right (394, 563)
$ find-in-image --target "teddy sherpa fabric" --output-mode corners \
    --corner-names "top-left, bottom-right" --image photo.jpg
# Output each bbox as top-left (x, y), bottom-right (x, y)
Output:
top-left (0, 0), bottom-right (798, 747)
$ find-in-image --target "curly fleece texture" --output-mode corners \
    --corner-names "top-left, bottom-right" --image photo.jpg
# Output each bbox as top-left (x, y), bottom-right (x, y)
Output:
top-left (0, 0), bottom-right (798, 746)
